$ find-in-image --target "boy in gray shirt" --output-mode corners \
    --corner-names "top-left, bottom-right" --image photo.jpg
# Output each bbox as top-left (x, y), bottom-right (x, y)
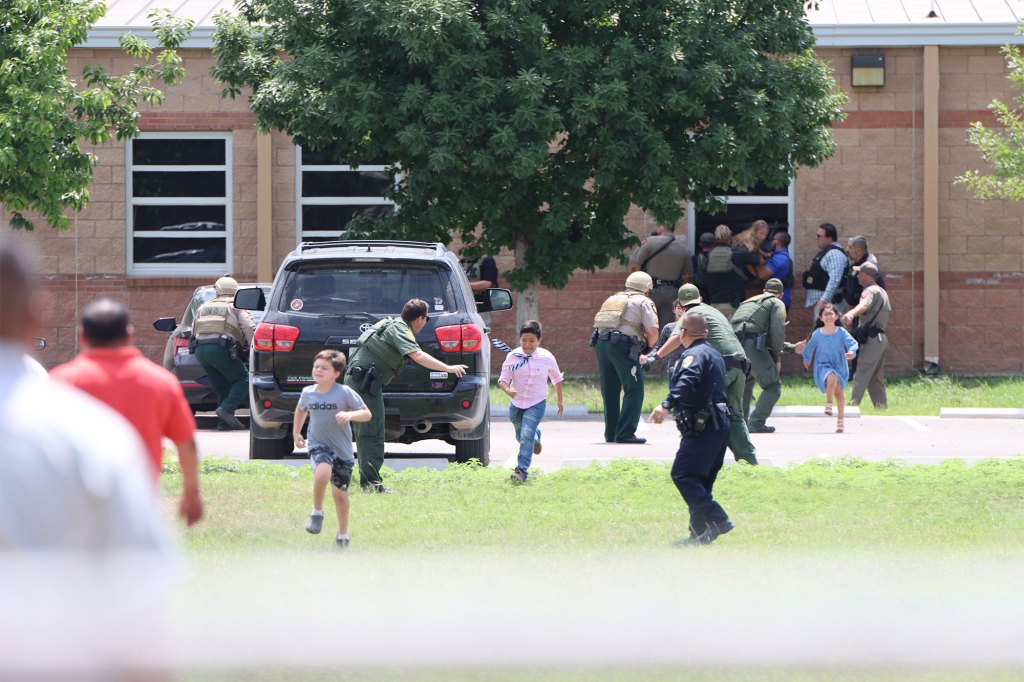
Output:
top-left (293, 350), bottom-right (371, 548)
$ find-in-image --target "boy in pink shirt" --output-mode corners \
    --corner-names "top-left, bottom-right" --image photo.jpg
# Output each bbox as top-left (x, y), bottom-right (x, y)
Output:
top-left (497, 320), bottom-right (564, 483)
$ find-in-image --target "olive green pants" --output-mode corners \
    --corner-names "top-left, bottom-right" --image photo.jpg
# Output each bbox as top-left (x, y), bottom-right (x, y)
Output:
top-left (195, 344), bottom-right (248, 412)
top-left (344, 374), bottom-right (386, 488)
top-left (725, 366), bottom-right (757, 464)
top-left (596, 338), bottom-right (645, 442)
top-left (851, 334), bottom-right (888, 408)
top-left (742, 343), bottom-right (781, 428)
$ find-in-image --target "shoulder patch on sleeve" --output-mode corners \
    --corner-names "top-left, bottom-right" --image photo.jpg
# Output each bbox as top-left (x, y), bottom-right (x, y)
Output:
top-left (682, 356), bottom-right (695, 368)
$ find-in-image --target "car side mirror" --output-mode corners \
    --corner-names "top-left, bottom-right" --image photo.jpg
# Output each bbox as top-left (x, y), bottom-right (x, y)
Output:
top-left (153, 317), bottom-right (178, 333)
top-left (478, 288), bottom-right (512, 313)
top-left (234, 287), bottom-right (266, 311)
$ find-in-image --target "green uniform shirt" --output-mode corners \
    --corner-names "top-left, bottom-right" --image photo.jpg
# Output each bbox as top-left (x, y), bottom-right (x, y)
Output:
top-left (676, 302), bottom-right (745, 358)
top-left (349, 317), bottom-right (421, 385)
top-left (731, 293), bottom-right (787, 358)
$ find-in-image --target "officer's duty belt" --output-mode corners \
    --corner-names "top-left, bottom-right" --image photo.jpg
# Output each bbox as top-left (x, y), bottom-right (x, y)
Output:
top-left (595, 330), bottom-right (640, 345)
top-left (653, 279), bottom-right (683, 288)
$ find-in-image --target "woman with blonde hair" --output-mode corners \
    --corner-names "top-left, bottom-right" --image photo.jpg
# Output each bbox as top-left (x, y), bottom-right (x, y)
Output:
top-left (733, 219), bottom-right (771, 257)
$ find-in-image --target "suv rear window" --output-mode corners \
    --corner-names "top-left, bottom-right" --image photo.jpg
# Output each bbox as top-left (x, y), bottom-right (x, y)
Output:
top-left (279, 264), bottom-right (458, 315)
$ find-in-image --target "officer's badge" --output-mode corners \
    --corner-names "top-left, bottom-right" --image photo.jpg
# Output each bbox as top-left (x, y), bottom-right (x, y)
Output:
top-left (682, 356), bottom-right (695, 368)
top-left (405, 329), bottom-right (415, 341)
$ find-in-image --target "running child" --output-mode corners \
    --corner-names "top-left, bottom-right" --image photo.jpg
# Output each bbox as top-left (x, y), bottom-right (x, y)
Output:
top-left (794, 303), bottom-right (858, 433)
top-left (293, 350), bottom-right (371, 547)
top-left (497, 320), bottom-right (564, 483)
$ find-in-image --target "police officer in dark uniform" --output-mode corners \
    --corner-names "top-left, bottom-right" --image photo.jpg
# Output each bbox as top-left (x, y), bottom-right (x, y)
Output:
top-left (649, 311), bottom-right (734, 545)
top-left (344, 299), bottom-right (468, 492)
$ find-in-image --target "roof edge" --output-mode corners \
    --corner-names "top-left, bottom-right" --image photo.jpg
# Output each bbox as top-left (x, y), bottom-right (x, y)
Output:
top-left (811, 23), bottom-right (1024, 47)
top-left (81, 26), bottom-right (218, 49)
top-left (81, 22), bottom-right (1024, 51)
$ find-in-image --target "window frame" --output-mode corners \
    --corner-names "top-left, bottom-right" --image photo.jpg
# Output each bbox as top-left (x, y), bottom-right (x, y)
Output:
top-left (293, 145), bottom-right (397, 244)
top-left (125, 132), bottom-right (232, 276)
top-left (686, 182), bottom-right (796, 258)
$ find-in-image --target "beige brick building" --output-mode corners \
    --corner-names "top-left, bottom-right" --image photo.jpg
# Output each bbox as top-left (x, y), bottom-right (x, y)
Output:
top-left (4, 0), bottom-right (1024, 375)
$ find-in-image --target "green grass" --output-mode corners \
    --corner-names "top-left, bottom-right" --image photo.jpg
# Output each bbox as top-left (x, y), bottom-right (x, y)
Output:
top-left (165, 456), bottom-right (1024, 552)
top-left (164, 459), bottom-right (1024, 681)
top-left (489, 374), bottom-right (1024, 416)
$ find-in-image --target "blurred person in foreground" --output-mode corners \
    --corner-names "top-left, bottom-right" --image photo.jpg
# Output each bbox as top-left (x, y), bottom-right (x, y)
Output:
top-left (0, 236), bottom-right (173, 675)
top-left (649, 311), bottom-right (734, 545)
top-left (51, 298), bottom-right (204, 526)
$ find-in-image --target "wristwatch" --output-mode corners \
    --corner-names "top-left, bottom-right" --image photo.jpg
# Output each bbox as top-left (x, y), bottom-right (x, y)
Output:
top-left (661, 400), bottom-right (672, 410)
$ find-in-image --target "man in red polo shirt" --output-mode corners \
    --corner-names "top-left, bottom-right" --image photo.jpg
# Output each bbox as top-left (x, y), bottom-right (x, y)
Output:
top-left (51, 298), bottom-right (203, 526)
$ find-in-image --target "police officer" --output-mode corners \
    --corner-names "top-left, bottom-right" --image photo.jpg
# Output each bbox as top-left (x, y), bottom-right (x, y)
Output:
top-left (649, 311), bottom-right (734, 545)
top-left (592, 272), bottom-right (659, 444)
top-left (462, 254), bottom-right (500, 326)
top-left (731, 278), bottom-right (788, 433)
top-left (704, 224), bottom-right (759, 320)
top-left (345, 299), bottom-right (468, 492)
top-left (641, 284), bottom-right (757, 465)
top-left (630, 223), bottom-right (693, 328)
top-left (841, 262), bottom-right (891, 409)
top-left (193, 276), bottom-right (255, 430)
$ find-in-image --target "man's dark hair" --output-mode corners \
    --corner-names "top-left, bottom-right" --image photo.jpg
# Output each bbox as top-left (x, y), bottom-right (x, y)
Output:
top-left (401, 298), bottom-right (429, 324)
top-left (81, 298), bottom-right (131, 347)
top-left (775, 231), bottom-right (791, 248)
top-left (819, 223), bottom-right (838, 242)
top-left (315, 349), bottom-right (347, 374)
top-left (520, 319), bottom-right (542, 339)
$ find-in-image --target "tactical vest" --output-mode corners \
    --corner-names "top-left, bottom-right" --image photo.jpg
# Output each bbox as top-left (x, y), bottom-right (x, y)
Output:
top-left (593, 291), bottom-right (646, 338)
top-left (353, 317), bottom-right (409, 377)
top-left (802, 243), bottom-right (847, 299)
top-left (706, 245), bottom-right (734, 274)
top-left (194, 298), bottom-right (243, 340)
top-left (731, 293), bottom-right (776, 335)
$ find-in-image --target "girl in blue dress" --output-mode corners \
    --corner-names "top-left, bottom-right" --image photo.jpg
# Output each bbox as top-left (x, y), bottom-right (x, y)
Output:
top-left (795, 304), bottom-right (858, 433)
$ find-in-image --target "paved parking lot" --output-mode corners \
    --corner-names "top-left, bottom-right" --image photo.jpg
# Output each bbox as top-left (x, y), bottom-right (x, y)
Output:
top-left (193, 409), bottom-right (1024, 470)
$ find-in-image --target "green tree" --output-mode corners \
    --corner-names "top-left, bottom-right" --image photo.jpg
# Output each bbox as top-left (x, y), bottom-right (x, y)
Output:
top-left (0, 1), bottom-right (193, 231)
top-left (958, 41), bottom-right (1024, 200)
top-left (212, 0), bottom-right (844, 320)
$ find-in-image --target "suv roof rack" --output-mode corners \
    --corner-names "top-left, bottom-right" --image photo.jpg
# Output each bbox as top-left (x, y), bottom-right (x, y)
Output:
top-left (299, 240), bottom-right (446, 256)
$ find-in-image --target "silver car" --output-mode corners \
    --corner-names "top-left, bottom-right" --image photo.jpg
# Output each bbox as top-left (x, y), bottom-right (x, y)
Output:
top-left (153, 284), bottom-right (270, 414)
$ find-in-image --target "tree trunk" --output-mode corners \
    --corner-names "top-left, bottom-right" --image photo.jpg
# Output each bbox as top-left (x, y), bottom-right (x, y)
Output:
top-left (514, 235), bottom-right (539, 327)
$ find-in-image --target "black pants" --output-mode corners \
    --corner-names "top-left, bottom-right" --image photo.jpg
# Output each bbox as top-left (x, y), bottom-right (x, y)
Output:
top-left (670, 421), bottom-right (731, 536)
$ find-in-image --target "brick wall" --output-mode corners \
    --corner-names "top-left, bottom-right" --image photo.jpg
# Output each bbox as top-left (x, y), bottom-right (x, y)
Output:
top-left (6, 45), bottom-right (1024, 376)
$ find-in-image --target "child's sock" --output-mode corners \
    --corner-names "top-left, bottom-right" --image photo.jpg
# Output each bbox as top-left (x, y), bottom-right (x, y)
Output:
top-left (310, 509), bottom-right (323, 516)
top-left (336, 533), bottom-right (350, 541)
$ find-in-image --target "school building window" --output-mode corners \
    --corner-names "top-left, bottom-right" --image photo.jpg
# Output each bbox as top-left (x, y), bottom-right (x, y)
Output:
top-left (687, 182), bottom-right (794, 246)
top-left (126, 133), bottom-right (231, 275)
top-left (295, 144), bottom-right (396, 244)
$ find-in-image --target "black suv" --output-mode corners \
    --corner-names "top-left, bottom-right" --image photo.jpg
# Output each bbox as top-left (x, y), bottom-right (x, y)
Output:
top-left (234, 240), bottom-right (512, 464)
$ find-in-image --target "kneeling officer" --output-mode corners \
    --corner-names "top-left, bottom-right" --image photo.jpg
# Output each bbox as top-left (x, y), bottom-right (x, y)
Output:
top-left (649, 311), bottom-right (734, 545)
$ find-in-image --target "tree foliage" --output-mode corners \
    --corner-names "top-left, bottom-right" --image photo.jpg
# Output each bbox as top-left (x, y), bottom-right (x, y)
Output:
top-left (212, 0), bottom-right (845, 290)
top-left (0, 1), bottom-right (193, 230)
top-left (958, 42), bottom-right (1024, 201)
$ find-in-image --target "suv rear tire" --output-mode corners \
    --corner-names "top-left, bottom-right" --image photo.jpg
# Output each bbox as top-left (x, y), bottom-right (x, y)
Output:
top-left (452, 423), bottom-right (490, 466)
top-left (251, 429), bottom-right (293, 460)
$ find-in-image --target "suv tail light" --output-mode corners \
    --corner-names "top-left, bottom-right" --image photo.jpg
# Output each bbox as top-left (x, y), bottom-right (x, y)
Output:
top-left (434, 324), bottom-right (482, 353)
top-left (253, 322), bottom-right (300, 352)
top-left (173, 336), bottom-right (190, 357)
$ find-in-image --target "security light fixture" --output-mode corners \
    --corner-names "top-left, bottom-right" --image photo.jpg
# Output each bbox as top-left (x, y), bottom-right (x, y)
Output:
top-left (851, 54), bottom-right (885, 87)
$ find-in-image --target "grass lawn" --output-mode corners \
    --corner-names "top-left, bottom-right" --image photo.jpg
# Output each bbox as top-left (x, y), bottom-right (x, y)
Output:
top-left (164, 458), bottom-right (1024, 680)
top-left (489, 374), bottom-right (1024, 416)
